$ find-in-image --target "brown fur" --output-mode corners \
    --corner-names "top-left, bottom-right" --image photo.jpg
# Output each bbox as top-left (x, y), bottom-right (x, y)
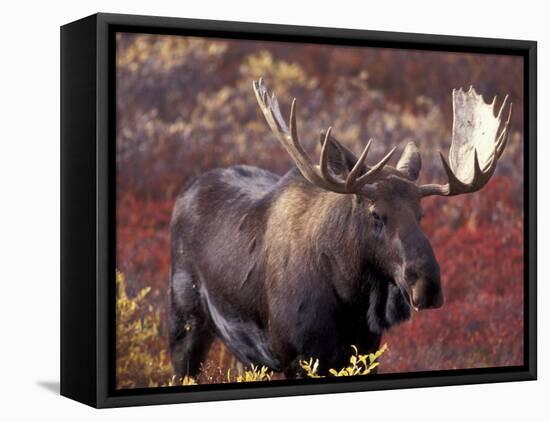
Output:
top-left (168, 137), bottom-right (443, 378)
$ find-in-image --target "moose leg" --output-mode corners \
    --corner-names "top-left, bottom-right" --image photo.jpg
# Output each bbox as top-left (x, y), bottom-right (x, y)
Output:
top-left (169, 269), bottom-right (214, 379)
top-left (284, 356), bottom-right (309, 379)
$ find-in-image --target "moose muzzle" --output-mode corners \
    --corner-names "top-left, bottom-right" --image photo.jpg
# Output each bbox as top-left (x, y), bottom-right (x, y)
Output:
top-left (410, 276), bottom-right (444, 310)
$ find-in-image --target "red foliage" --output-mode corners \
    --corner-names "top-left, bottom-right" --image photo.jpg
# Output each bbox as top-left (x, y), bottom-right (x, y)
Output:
top-left (116, 190), bottom-right (172, 294)
top-left (116, 175), bottom-right (524, 374)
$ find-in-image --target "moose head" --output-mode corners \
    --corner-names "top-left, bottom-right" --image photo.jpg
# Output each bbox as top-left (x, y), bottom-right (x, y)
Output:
top-left (253, 78), bottom-right (512, 312)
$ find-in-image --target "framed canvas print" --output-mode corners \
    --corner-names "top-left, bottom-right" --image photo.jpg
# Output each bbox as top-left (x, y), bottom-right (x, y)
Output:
top-left (60, 13), bottom-right (537, 408)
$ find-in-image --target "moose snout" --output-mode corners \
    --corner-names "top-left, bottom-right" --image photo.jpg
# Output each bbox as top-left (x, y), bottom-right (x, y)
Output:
top-left (405, 262), bottom-right (443, 310)
top-left (410, 276), bottom-right (444, 310)
top-left (402, 231), bottom-right (444, 310)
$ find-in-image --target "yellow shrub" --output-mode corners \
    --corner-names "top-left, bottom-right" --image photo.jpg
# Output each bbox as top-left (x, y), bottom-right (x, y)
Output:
top-left (228, 364), bottom-right (273, 383)
top-left (116, 271), bottom-right (174, 389)
top-left (300, 344), bottom-right (388, 378)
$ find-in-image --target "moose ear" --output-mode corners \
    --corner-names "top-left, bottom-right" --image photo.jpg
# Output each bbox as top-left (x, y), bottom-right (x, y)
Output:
top-left (319, 130), bottom-right (358, 176)
top-left (396, 141), bottom-right (421, 181)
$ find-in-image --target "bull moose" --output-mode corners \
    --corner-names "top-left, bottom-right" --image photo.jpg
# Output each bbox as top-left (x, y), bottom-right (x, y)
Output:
top-left (168, 78), bottom-right (512, 378)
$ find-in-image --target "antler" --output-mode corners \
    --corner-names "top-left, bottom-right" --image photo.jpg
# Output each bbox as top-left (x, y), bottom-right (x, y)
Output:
top-left (252, 78), bottom-right (396, 194)
top-left (420, 87), bottom-right (512, 197)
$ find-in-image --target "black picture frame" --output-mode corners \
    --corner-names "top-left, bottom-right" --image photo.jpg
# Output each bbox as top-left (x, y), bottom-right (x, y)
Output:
top-left (60, 12), bottom-right (537, 408)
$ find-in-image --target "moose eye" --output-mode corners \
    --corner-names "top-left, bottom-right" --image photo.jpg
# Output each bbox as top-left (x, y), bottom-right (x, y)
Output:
top-left (371, 211), bottom-right (386, 224)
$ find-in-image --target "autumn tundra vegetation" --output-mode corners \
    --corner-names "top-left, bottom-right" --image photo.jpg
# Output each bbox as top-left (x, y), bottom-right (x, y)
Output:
top-left (115, 33), bottom-right (524, 388)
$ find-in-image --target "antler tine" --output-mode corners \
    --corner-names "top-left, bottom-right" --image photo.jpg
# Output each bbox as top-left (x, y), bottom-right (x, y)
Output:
top-left (253, 79), bottom-right (314, 170)
top-left (319, 127), bottom-right (346, 187)
top-left (478, 99), bottom-right (512, 174)
top-left (420, 88), bottom-right (512, 198)
top-left (253, 78), bottom-right (396, 194)
top-left (345, 138), bottom-right (373, 190)
top-left (289, 98), bottom-right (299, 146)
top-left (496, 94), bottom-right (510, 121)
top-left (353, 146), bottom-right (397, 191)
top-left (319, 127), bottom-right (331, 176)
top-left (482, 97), bottom-right (512, 170)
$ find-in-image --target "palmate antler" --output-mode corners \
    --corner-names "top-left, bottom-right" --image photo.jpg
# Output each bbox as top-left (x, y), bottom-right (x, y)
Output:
top-left (420, 87), bottom-right (512, 197)
top-left (253, 79), bottom-right (512, 198)
top-left (252, 78), bottom-right (397, 194)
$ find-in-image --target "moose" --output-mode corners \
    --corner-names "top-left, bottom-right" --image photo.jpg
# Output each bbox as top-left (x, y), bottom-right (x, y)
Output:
top-left (168, 78), bottom-right (512, 378)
